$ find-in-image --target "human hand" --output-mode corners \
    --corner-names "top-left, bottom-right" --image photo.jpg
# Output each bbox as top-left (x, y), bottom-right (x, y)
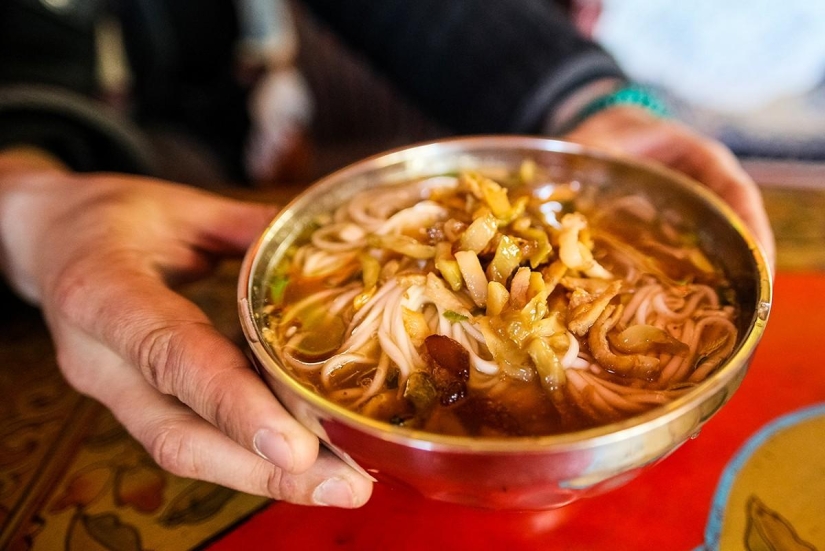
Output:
top-left (563, 105), bottom-right (776, 268)
top-left (0, 150), bottom-right (373, 507)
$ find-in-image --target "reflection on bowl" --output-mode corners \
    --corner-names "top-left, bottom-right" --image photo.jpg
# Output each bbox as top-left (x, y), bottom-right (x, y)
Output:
top-left (238, 136), bottom-right (772, 510)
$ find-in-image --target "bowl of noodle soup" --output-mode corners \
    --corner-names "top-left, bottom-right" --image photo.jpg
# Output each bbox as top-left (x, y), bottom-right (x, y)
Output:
top-left (238, 136), bottom-right (772, 510)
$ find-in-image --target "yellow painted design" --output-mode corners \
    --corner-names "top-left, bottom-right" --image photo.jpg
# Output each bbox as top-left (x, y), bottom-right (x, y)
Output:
top-left (717, 414), bottom-right (825, 550)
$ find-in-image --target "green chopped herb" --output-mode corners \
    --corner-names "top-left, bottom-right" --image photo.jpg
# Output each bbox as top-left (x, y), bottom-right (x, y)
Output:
top-left (269, 275), bottom-right (289, 307)
top-left (443, 310), bottom-right (469, 323)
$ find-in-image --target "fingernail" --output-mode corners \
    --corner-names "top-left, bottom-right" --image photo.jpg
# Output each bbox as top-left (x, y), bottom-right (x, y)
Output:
top-left (312, 477), bottom-right (355, 508)
top-left (253, 429), bottom-right (294, 471)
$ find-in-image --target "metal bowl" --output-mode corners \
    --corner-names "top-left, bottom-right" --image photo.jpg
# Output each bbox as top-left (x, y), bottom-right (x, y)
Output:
top-left (238, 136), bottom-right (772, 510)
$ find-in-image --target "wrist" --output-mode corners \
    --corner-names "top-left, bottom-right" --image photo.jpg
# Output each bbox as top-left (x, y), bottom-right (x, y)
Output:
top-left (547, 81), bottom-right (670, 135)
top-left (0, 148), bottom-right (71, 303)
top-left (0, 146), bottom-right (69, 175)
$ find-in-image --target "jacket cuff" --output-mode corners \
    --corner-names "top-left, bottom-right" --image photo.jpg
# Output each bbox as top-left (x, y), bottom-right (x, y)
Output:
top-left (513, 51), bottom-right (628, 133)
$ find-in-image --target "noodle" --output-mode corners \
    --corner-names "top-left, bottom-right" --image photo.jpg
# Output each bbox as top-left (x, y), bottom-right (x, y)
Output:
top-left (262, 164), bottom-right (739, 436)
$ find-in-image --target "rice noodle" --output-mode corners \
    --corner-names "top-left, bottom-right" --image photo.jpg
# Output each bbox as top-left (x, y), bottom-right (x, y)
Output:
top-left (263, 165), bottom-right (739, 436)
top-left (560, 332), bottom-right (580, 369)
top-left (311, 222), bottom-right (367, 252)
top-left (374, 201), bottom-right (449, 236)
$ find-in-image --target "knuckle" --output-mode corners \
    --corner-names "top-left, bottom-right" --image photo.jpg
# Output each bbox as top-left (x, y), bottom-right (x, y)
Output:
top-left (199, 370), bottom-right (238, 432)
top-left (134, 324), bottom-right (176, 390)
top-left (134, 322), bottom-right (241, 431)
top-left (208, 390), bottom-right (233, 435)
top-left (133, 322), bottom-right (203, 394)
top-left (147, 422), bottom-right (196, 478)
top-left (265, 466), bottom-right (295, 501)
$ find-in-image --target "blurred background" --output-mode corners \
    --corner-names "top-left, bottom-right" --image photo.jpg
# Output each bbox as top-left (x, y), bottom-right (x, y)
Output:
top-left (279, 0), bottom-right (825, 187)
top-left (90, 0), bottom-right (825, 185)
top-left (588, 0), bottom-right (825, 163)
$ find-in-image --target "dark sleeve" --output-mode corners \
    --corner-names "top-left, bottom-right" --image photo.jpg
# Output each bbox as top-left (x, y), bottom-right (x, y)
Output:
top-left (0, 0), bottom-right (156, 174)
top-left (0, 86), bottom-right (157, 174)
top-left (299, 0), bottom-right (627, 133)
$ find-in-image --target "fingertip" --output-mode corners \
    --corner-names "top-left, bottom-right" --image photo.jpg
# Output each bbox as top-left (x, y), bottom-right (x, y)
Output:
top-left (253, 427), bottom-right (319, 474)
top-left (312, 476), bottom-right (373, 508)
top-left (309, 450), bottom-right (375, 508)
top-left (253, 428), bottom-right (295, 471)
top-left (196, 198), bottom-right (280, 252)
top-left (244, 201), bottom-right (280, 232)
top-left (312, 477), bottom-right (356, 507)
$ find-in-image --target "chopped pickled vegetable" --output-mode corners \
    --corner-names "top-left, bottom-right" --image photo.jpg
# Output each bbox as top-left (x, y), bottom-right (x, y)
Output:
top-left (367, 234), bottom-right (435, 259)
top-left (359, 252), bottom-right (381, 289)
top-left (486, 235), bottom-right (522, 284)
top-left (528, 338), bottom-right (566, 392)
top-left (609, 324), bottom-right (689, 355)
top-left (459, 211), bottom-right (498, 253)
top-left (455, 250), bottom-right (488, 307)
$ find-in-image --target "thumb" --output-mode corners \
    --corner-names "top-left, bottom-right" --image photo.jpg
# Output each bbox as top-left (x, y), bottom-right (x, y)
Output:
top-left (174, 190), bottom-right (281, 254)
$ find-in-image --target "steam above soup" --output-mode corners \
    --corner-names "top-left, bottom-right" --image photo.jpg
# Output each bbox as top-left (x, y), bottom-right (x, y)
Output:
top-left (260, 162), bottom-right (738, 436)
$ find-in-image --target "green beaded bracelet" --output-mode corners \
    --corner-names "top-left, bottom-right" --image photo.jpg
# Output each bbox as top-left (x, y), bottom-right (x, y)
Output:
top-left (568, 84), bottom-right (671, 129)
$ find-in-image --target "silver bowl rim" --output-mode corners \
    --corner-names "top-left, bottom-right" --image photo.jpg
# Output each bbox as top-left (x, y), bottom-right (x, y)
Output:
top-left (239, 135), bottom-right (773, 455)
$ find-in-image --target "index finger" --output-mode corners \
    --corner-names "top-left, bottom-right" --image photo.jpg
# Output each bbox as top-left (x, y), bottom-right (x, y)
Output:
top-left (49, 262), bottom-right (320, 474)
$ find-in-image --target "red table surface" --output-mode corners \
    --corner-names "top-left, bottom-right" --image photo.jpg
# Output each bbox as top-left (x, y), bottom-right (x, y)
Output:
top-left (208, 272), bottom-right (825, 551)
